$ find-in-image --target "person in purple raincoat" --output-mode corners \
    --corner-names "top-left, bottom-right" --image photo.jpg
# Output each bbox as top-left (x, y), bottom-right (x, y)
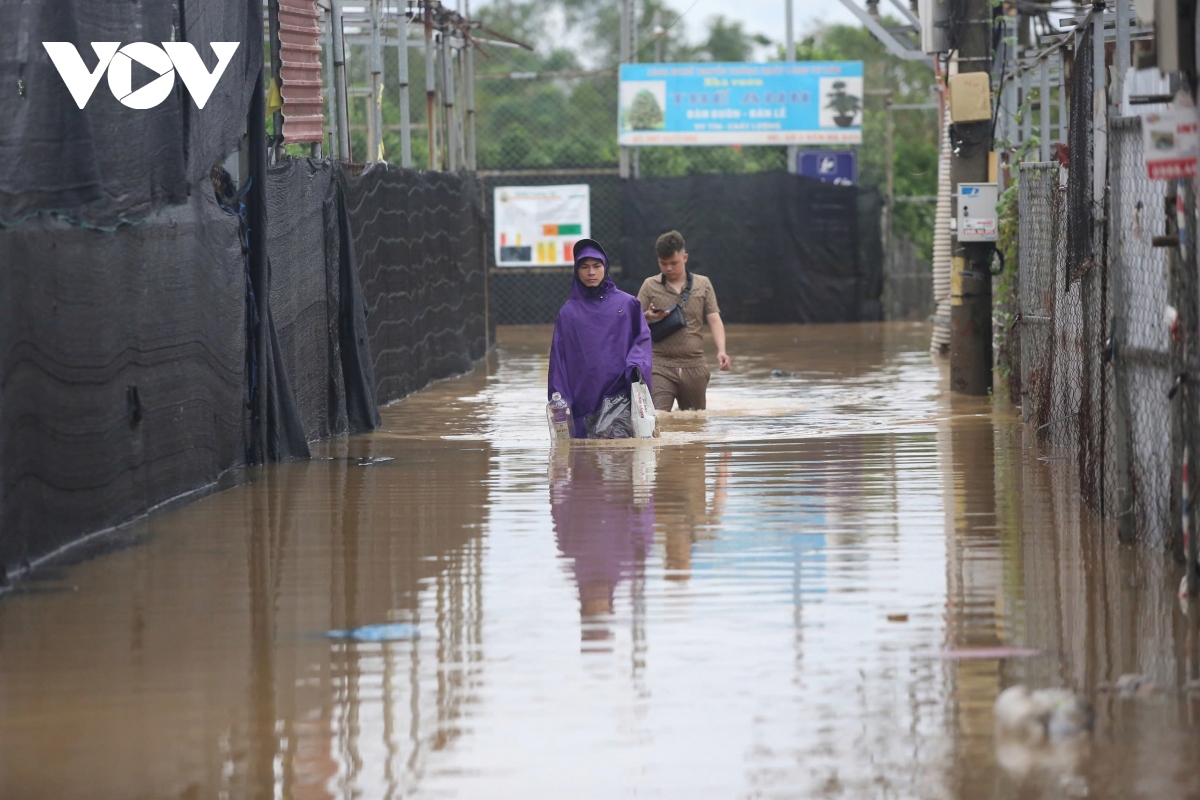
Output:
top-left (548, 239), bottom-right (653, 439)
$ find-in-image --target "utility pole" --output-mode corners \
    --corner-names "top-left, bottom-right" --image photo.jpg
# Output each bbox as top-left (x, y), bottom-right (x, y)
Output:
top-left (948, 0), bottom-right (994, 396)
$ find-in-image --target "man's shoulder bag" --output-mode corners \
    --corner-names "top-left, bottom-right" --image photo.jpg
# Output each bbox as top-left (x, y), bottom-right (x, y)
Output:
top-left (648, 274), bottom-right (694, 343)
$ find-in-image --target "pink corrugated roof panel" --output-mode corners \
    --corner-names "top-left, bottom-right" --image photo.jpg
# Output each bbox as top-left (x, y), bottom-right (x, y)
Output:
top-left (279, 0), bottom-right (326, 144)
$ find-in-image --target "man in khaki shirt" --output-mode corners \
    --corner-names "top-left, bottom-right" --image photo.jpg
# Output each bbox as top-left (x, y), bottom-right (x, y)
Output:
top-left (637, 230), bottom-right (730, 411)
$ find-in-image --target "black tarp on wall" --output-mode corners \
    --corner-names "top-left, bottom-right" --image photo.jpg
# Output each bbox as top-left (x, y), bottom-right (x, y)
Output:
top-left (0, 0), bottom-right (260, 228)
top-left (618, 172), bottom-right (882, 324)
top-left (266, 158), bottom-right (375, 448)
top-left (341, 165), bottom-right (488, 405)
top-left (0, 190), bottom-right (248, 568)
top-left (1, 155), bottom-right (489, 570)
top-left (0, 0), bottom-right (504, 572)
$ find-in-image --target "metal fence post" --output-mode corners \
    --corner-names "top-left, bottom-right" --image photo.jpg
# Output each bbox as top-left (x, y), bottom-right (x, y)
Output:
top-left (1001, 72), bottom-right (1016, 147)
top-left (1056, 51), bottom-right (1067, 146)
top-left (424, 1), bottom-right (437, 170)
top-left (1116, 0), bottom-right (1130, 110)
top-left (618, 0), bottom-right (631, 179)
top-left (464, 0), bottom-right (476, 170)
top-left (884, 93), bottom-right (895, 316)
top-left (1021, 60), bottom-right (1032, 149)
top-left (368, 0), bottom-right (383, 162)
top-left (785, 0), bottom-right (796, 174)
top-left (324, 2), bottom-right (338, 159)
top-left (442, 29), bottom-right (457, 171)
top-left (1168, 179), bottom-right (1186, 559)
top-left (1179, 177), bottom-right (1200, 592)
top-left (331, 0), bottom-right (351, 161)
top-left (1109, 119), bottom-right (1134, 542)
top-left (1039, 57), bottom-right (1051, 162)
top-left (398, 3), bottom-right (413, 168)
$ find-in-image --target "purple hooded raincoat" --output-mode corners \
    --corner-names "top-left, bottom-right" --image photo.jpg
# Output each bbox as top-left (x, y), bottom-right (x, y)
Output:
top-left (548, 240), bottom-right (653, 438)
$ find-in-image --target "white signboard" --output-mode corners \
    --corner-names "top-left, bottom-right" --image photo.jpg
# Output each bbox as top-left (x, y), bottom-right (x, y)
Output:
top-left (1142, 108), bottom-right (1200, 180)
top-left (494, 185), bottom-right (591, 267)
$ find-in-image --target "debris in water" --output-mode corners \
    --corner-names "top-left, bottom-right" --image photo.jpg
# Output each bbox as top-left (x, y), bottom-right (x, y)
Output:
top-left (1097, 673), bottom-right (1161, 696)
top-left (886, 613), bottom-right (909, 623)
top-left (994, 685), bottom-right (1093, 742)
top-left (769, 370), bottom-right (796, 378)
top-left (325, 623), bottom-right (419, 642)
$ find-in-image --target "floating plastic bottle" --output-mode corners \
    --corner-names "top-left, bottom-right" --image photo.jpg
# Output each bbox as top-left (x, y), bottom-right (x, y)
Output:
top-left (546, 392), bottom-right (574, 440)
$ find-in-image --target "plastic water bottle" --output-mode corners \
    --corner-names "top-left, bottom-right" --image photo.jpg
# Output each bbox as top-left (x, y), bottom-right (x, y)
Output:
top-left (546, 392), bottom-right (574, 440)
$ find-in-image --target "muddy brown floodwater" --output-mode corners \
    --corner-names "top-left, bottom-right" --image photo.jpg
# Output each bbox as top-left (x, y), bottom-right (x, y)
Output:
top-left (3, 323), bottom-right (1200, 799)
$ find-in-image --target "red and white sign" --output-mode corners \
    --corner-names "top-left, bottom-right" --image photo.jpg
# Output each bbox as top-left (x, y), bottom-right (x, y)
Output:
top-left (1142, 107), bottom-right (1200, 180)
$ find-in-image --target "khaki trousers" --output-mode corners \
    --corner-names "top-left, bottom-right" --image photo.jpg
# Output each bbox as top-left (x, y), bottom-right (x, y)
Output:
top-left (652, 364), bottom-right (711, 411)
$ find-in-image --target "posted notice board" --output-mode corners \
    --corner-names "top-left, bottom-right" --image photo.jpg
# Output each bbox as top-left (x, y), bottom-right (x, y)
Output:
top-left (494, 184), bottom-right (591, 267)
top-left (618, 61), bottom-right (863, 146)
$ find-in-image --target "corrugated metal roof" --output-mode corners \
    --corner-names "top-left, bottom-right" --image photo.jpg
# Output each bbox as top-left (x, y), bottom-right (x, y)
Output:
top-left (279, 0), bottom-right (326, 144)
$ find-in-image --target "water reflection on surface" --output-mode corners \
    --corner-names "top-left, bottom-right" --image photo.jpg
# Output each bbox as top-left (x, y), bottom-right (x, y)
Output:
top-left (2, 323), bottom-right (1200, 799)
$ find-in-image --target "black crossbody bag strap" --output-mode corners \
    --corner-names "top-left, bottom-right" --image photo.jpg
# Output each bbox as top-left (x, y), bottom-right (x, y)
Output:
top-left (648, 273), bottom-right (695, 343)
top-left (678, 273), bottom-right (694, 305)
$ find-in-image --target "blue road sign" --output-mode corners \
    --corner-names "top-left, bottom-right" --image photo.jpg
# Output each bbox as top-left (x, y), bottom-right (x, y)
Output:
top-left (797, 149), bottom-right (858, 186)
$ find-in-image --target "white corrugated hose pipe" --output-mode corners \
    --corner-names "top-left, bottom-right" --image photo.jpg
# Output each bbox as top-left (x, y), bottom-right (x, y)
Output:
top-left (930, 107), bottom-right (952, 356)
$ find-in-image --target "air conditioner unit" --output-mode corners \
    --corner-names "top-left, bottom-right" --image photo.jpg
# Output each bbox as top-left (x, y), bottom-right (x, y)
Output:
top-left (918, 0), bottom-right (950, 54)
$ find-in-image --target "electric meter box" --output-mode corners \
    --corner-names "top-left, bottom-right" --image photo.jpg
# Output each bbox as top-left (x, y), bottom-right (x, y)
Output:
top-left (957, 183), bottom-right (998, 242)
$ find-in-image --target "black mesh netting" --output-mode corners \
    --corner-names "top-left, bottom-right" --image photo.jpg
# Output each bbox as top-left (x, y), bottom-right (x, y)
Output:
top-left (339, 164), bottom-right (488, 405)
top-left (2, 147), bottom-right (490, 568)
top-left (619, 172), bottom-right (882, 324)
top-left (0, 0), bottom-right (260, 227)
top-left (488, 172), bottom-right (881, 325)
top-left (266, 158), bottom-right (377, 447)
top-left (0, 190), bottom-right (248, 568)
top-left (490, 271), bottom-right (578, 325)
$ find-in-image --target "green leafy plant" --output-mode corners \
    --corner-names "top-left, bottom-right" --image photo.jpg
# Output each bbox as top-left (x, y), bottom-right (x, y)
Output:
top-left (627, 90), bottom-right (665, 130)
top-left (993, 178), bottom-right (1021, 404)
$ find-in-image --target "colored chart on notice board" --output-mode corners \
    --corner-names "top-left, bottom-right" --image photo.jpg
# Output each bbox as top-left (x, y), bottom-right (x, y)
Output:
top-left (494, 185), bottom-right (591, 267)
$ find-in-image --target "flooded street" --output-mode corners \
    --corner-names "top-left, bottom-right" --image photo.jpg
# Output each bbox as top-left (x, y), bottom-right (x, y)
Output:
top-left (3, 322), bottom-right (1200, 799)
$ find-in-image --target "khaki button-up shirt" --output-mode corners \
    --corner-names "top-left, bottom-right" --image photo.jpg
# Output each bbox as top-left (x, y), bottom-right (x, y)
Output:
top-left (637, 272), bottom-right (720, 367)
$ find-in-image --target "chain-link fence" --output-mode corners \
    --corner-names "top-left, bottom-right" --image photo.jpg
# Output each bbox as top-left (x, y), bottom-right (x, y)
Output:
top-left (1017, 164), bottom-right (1062, 434)
top-left (1014, 118), bottom-right (1188, 547)
top-left (1108, 116), bottom-right (1175, 545)
top-left (476, 72), bottom-right (614, 324)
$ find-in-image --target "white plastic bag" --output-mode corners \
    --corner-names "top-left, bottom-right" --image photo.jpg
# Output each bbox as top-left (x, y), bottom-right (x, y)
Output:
top-left (631, 378), bottom-right (656, 438)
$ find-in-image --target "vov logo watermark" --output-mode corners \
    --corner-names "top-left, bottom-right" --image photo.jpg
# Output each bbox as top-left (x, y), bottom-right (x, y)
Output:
top-left (42, 42), bottom-right (241, 110)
